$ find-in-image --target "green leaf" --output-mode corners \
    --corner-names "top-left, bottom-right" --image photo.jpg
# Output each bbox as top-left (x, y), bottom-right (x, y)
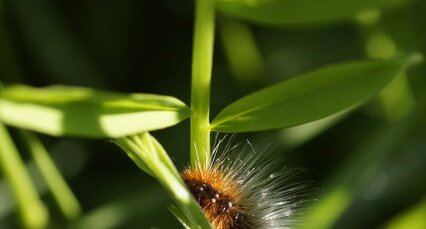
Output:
top-left (0, 122), bottom-right (49, 229)
top-left (211, 54), bottom-right (422, 133)
top-left (20, 131), bottom-right (81, 221)
top-left (113, 133), bottom-right (212, 229)
top-left (0, 85), bottom-right (190, 138)
top-left (169, 205), bottom-right (192, 229)
top-left (216, 0), bottom-right (411, 26)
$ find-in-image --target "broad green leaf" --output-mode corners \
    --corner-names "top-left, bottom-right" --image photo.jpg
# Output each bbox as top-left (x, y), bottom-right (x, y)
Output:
top-left (0, 85), bottom-right (190, 138)
top-left (216, 0), bottom-right (411, 26)
top-left (211, 54), bottom-right (422, 133)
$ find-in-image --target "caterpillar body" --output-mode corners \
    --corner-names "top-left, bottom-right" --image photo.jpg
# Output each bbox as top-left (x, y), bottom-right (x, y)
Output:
top-left (181, 139), bottom-right (311, 229)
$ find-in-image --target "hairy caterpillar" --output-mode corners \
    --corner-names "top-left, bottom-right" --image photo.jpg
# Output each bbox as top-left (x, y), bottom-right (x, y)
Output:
top-left (181, 137), bottom-right (312, 229)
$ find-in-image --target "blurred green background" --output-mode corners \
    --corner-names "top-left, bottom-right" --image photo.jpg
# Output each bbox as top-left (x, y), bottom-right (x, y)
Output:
top-left (0, 0), bottom-right (425, 228)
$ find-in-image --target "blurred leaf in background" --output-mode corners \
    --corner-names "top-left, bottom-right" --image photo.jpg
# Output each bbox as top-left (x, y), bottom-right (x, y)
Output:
top-left (216, 0), bottom-right (412, 26)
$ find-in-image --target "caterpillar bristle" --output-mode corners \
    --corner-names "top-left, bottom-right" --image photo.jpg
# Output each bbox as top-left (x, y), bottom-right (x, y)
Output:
top-left (181, 136), bottom-right (311, 229)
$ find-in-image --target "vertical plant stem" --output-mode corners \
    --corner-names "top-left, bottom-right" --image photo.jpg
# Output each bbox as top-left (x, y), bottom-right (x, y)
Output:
top-left (0, 123), bottom-right (48, 229)
top-left (190, 0), bottom-right (216, 167)
top-left (20, 131), bottom-right (82, 221)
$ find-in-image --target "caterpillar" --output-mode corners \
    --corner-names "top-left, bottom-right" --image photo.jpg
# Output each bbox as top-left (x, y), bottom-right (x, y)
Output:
top-left (181, 137), bottom-right (312, 229)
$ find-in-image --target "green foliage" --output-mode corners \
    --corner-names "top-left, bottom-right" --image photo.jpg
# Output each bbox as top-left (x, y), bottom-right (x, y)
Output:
top-left (217, 0), bottom-right (411, 26)
top-left (113, 133), bottom-right (212, 229)
top-left (211, 54), bottom-right (421, 132)
top-left (385, 200), bottom-right (426, 229)
top-left (301, 102), bottom-right (426, 229)
top-left (0, 0), bottom-right (425, 228)
top-left (0, 122), bottom-right (48, 229)
top-left (20, 131), bottom-right (81, 221)
top-left (0, 85), bottom-right (190, 138)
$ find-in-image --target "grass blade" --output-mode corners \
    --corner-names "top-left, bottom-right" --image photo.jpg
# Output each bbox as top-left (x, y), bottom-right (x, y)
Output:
top-left (0, 123), bottom-right (48, 229)
top-left (20, 131), bottom-right (81, 221)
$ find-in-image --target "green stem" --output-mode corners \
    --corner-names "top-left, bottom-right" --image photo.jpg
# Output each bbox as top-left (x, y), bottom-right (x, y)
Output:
top-left (0, 123), bottom-right (48, 229)
top-left (190, 0), bottom-right (216, 167)
top-left (20, 131), bottom-right (82, 221)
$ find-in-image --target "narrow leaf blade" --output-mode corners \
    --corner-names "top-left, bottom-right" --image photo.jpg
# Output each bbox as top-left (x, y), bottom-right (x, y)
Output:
top-left (211, 54), bottom-right (422, 133)
top-left (0, 85), bottom-right (190, 138)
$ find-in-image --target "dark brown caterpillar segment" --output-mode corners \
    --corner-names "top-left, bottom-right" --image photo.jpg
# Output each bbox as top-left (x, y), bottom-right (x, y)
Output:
top-left (182, 168), bottom-right (253, 229)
